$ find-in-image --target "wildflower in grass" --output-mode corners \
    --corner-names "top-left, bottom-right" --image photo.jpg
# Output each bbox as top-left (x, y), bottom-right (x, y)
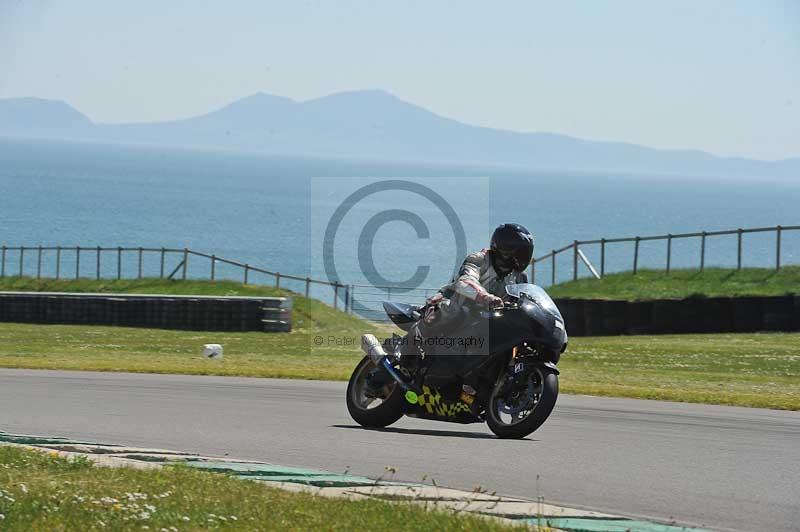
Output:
top-left (18, 483), bottom-right (28, 493)
top-left (181, 516), bottom-right (190, 521)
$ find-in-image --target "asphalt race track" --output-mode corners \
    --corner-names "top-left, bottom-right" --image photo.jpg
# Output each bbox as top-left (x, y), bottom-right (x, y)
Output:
top-left (0, 369), bottom-right (797, 531)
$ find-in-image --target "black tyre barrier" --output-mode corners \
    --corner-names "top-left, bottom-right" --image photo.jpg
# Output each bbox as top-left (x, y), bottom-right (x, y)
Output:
top-left (794, 296), bottom-right (800, 330)
top-left (554, 295), bottom-right (799, 336)
top-left (601, 300), bottom-right (628, 335)
top-left (732, 297), bottom-right (764, 333)
top-left (762, 296), bottom-right (794, 332)
top-left (582, 299), bottom-right (606, 336)
top-left (648, 299), bottom-right (681, 334)
top-left (558, 299), bottom-right (585, 337)
top-left (0, 292), bottom-right (292, 332)
top-left (625, 300), bottom-right (654, 335)
top-left (699, 298), bottom-right (734, 333)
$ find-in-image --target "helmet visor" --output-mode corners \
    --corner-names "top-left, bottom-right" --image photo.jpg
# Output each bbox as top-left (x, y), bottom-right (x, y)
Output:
top-left (494, 246), bottom-right (533, 273)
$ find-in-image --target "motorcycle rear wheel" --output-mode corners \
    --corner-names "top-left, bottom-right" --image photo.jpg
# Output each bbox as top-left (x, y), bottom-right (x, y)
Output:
top-left (346, 356), bottom-right (404, 428)
top-left (486, 366), bottom-right (559, 439)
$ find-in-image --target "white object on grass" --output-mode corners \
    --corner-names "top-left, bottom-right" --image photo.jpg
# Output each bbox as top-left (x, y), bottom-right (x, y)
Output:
top-left (203, 344), bottom-right (223, 360)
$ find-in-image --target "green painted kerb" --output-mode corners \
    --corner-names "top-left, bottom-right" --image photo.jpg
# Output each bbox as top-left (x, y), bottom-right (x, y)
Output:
top-left (182, 461), bottom-right (380, 487)
top-left (523, 517), bottom-right (708, 532)
top-left (0, 431), bottom-right (110, 447)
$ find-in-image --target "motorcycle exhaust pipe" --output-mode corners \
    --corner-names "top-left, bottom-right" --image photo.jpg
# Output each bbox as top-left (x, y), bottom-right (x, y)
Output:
top-left (361, 334), bottom-right (387, 365)
top-left (361, 334), bottom-right (417, 395)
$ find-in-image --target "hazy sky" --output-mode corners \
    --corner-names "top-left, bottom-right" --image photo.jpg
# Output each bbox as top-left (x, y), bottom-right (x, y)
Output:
top-left (1, 1), bottom-right (798, 160)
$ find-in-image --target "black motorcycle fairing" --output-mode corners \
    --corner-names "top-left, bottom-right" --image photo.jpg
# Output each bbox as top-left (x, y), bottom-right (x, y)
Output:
top-left (510, 300), bottom-right (567, 351)
top-left (382, 301), bottom-right (420, 331)
top-left (503, 284), bottom-right (568, 352)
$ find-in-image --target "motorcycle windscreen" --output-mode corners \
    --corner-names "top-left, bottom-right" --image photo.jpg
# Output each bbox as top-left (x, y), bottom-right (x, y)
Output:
top-left (505, 283), bottom-right (563, 321)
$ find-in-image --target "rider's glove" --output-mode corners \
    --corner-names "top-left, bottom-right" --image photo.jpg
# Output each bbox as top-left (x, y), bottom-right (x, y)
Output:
top-left (479, 294), bottom-right (503, 309)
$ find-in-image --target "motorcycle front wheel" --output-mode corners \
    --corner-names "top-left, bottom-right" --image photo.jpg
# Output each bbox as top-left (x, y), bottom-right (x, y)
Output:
top-left (485, 366), bottom-right (559, 439)
top-left (346, 356), bottom-right (404, 428)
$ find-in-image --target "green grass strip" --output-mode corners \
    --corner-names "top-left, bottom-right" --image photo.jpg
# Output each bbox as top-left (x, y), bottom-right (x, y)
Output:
top-left (0, 446), bottom-right (520, 530)
top-left (0, 278), bottom-right (797, 409)
top-left (548, 266), bottom-right (800, 300)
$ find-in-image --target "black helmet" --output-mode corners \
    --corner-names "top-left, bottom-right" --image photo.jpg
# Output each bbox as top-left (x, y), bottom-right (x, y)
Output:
top-left (490, 223), bottom-right (534, 276)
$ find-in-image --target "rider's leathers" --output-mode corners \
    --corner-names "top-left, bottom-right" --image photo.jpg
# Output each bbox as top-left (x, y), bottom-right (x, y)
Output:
top-left (419, 248), bottom-right (528, 331)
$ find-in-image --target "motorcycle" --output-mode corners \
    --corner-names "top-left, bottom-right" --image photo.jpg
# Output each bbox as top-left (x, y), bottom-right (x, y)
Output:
top-left (346, 283), bottom-right (567, 439)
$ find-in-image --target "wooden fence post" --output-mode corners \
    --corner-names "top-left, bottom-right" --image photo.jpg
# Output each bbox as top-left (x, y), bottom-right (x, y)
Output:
top-left (75, 246), bottom-right (80, 279)
top-left (1, 245), bottom-right (6, 277)
top-left (244, 264), bottom-right (249, 284)
top-left (137, 247), bottom-right (143, 279)
top-left (96, 246), bottom-right (101, 280)
top-left (530, 259), bottom-right (536, 284)
top-left (37, 246), bottom-right (43, 279)
top-left (666, 234), bottom-right (672, 274)
top-left (305, 277), bottom-right (310, 297)
top-left (700, 232), bottom-right (707, 271)
top-left (776, 225), bottom-right (782, 271)
top-left (572, 241), bottom-right (579, 281)
top-left (633, 237), bottom-right (640, 274)
top-left (600, 238), bottom-right (606, 277)
top-left (19, 246), bottom-right (25, 277)
top-left (160, 248), bottom-right (165, 278)
top-left (117, 247), bottom-right (122, 279)
top-left (551, 250), bottom-right (556, 286)
top-left (182, 248), bottom-right (188, 280)
top-left (345, 285), bottom-right (351, 314)
top-left (276, 272), bottom-right (281, 288)
top-left (56, 246), bottom-right (61, 279)
top-left (737, 229), bottom-right (743, 270)
top-left (210, 255), bottom-right (216, 280)
top-left (333, 284), bottom-right (339, 309)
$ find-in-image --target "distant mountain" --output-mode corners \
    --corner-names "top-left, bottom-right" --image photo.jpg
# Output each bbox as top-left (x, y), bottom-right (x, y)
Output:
top-left (1, 90), bottom-right (798, 178)
top-left (0, 97), bottom-right (94, 138)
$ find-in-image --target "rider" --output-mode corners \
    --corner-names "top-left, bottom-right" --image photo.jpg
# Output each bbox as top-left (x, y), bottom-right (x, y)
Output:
top-left (417, 222), bottom-right (534, 334)
top-left (362, 223), bottom-right (535, 389)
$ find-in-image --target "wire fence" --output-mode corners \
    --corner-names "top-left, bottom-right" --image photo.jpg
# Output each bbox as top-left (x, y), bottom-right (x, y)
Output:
top-left (529, 224), bottom-right (800, 287)
top-left (1, 224), bottom-right (797, 322)
top-left (349, 284), bottom-right (436, 322)
top-left (0, 246), bottom-right (350, 312)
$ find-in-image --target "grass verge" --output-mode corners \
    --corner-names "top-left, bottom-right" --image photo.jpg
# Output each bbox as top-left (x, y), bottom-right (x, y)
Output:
top-left (0, 277), bottom-right (797, 409)
top-left (562, 333), bottom-right (799, 409)
top-left (0, 446), bottom-right (516, 531)
top-left (547, 266), bottom-right (800, 300)
top-left (0, 323), bottom-right (796, 409)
